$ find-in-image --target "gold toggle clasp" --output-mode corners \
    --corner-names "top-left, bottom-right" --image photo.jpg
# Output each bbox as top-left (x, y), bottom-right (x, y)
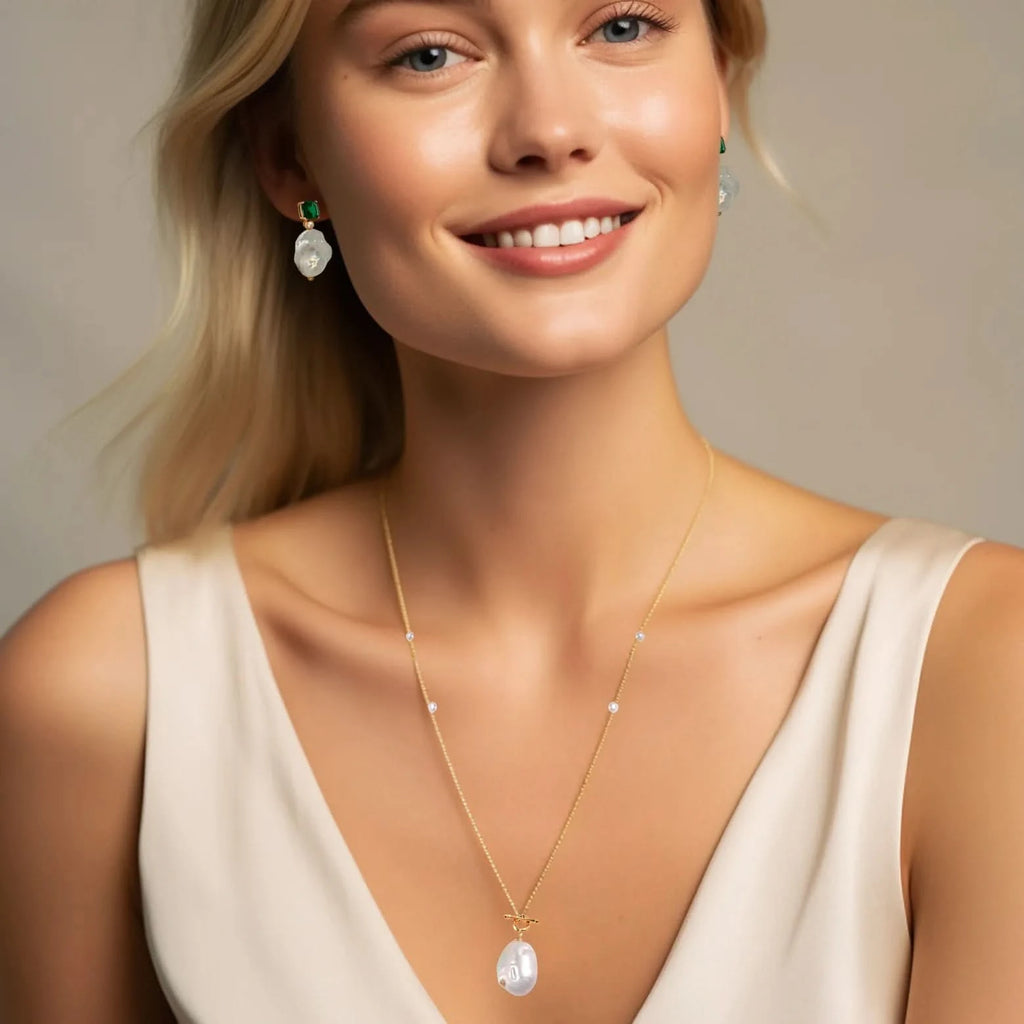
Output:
top-left (504, 913), bottom-right (539, 937)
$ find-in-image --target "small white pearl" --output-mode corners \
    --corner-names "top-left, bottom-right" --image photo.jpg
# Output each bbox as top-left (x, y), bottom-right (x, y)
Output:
top-left (428, 701), bottom-right (438, 714)
top-left (608, 701), bottom-right (620, 714)
top-left (635, 631), bottom-right (646, 642)
top-left (405, 631), bottom-right (415, 641)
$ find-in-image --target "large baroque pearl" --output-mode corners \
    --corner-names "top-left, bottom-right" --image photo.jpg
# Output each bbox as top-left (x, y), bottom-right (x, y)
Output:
top-left (496, 939), bottom-right (538, 996)
top-left (294, 228), bottom-right (333, 280)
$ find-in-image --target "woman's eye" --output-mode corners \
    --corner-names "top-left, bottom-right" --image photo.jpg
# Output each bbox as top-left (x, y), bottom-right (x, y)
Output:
top-left (385, 9), bottom-right (672, 77)
top-left (589, 16), bottom-right (653, 45)
top-left (391, 45), bottom-right (469, 75)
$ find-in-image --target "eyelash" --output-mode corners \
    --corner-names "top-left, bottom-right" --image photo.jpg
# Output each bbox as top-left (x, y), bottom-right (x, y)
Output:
top-left (383, 2), bottom-right (679, 78)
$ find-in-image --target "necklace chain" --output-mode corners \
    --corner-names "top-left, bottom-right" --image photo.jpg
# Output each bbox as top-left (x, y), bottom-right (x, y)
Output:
top-left (377, 435), bottom-right (715, 940)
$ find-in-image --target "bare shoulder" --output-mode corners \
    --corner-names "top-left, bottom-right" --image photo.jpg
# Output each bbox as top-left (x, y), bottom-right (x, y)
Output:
top-left (903, 536), bottom-right (1024, 1021)
top-left (0, 558), bottom-right (176, 1020)
top-left (0, 557), bottom-right (147, 760)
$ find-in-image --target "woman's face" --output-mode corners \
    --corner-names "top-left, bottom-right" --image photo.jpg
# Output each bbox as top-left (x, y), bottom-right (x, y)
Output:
top-left (285, 0), bottom-right (729, 377)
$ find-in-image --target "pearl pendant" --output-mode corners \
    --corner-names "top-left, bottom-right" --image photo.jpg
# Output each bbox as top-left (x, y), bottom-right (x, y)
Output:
top-left (294, 228), bottom-right (333, 280)
top-left (496, 939), bottom-right (538, 996)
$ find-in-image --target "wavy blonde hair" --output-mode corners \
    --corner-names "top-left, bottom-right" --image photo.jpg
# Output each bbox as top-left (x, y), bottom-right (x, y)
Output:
top-left (57, 0), bottom-right (776, 545)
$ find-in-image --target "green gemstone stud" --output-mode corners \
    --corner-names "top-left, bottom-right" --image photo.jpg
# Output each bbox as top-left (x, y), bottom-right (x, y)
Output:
top-left (298, 200), bottom-right (321, 223)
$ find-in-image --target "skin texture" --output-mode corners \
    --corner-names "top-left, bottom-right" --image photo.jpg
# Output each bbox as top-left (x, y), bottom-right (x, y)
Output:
top-left (1, 1), bottom-right (1023, 1021)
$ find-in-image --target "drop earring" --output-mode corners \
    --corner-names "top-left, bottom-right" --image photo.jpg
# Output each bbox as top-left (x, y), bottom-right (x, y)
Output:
top-left (718, 137), bottom-right (739, 216)
top-left (293, 200), bottom-right (334, 281)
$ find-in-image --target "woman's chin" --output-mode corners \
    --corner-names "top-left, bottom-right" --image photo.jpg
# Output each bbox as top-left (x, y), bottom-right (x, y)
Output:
top-left (433, 322), bottom-right (664, 379)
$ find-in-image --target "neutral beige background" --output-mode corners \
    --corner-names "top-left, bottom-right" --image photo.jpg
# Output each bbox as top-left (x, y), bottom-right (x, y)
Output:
top-left (1, 0), bottom-right (1021, 631)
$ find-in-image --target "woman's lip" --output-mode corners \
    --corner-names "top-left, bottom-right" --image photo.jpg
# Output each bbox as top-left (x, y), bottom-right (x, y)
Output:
top-left (456, 211), bottom-right (640, 278)
top-left (458, 199), bottom-right (645, 237)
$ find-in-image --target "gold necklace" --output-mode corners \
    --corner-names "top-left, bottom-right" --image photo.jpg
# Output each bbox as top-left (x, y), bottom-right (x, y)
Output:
top-left (377, 435), bottom-right (715, 997)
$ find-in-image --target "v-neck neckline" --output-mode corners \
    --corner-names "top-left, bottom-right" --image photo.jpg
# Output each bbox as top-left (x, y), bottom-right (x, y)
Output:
top-left (218, 515), bottom-right (901, 1023)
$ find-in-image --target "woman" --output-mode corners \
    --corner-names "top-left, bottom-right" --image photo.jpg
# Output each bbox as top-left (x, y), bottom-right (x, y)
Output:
top-left (1, 0), bottom-right (1022, 1021)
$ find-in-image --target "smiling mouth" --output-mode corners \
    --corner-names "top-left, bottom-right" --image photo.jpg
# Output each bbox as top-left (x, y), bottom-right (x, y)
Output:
top-left (461, 209), bottom-right (642, 249)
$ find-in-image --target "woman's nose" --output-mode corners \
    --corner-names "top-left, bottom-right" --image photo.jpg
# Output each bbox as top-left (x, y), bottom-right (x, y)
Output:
top-left (485, 52), bottom-right (605, 176)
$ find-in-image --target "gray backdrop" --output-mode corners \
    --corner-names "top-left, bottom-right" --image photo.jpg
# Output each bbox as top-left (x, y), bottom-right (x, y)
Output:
top-left (2, 0), bottom-right (1022, 630)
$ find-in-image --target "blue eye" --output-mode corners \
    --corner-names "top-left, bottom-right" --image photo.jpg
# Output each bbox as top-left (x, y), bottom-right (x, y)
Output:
top-left (599, 17), bottom-right (646, 44)
top-left (391, 43), bottom-right (468, 74)
top-left (407, 47), bottom-right (444, 73)
top-left (585, 8), bottom-right (678, 48)
top-left (385, 7), bottom-right (676, 78)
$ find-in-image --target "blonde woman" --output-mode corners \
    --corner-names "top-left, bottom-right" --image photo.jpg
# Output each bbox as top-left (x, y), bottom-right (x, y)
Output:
top-left (1, 0), bottom-right (1022, 1021)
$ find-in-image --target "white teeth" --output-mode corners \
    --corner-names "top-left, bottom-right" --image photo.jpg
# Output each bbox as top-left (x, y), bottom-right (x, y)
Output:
top-left (478, 213), bottom-right (633, 250)
top-left (533, 224), bottom-right (561, 248)
top-left (559, 220), bottom-right (586, 245)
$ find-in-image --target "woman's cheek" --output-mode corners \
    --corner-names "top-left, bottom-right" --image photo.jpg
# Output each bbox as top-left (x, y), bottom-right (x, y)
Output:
top-left (612, 67), bottom-right (720, 176)
top-left (320, 96), bottom-right (480, 242)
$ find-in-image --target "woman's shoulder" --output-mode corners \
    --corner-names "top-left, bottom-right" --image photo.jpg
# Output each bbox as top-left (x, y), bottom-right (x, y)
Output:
top-left (910, 526), bottom-right (1024, 790)
top-left (0, 555), bottom-right (148, 736)
top-left (900, 533), bottom-right (1024, 1017)
top-left (0, 557), bottom-right (150, 834)
top-left (0, 556), bottom-right (169, 1017)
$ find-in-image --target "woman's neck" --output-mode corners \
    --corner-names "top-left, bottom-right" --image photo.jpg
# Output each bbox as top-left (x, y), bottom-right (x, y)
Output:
top-left (381, 328), bottom-right (714, 636)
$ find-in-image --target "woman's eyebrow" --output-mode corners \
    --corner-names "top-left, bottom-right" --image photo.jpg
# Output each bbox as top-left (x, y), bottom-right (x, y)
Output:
top-left (338, 0), bottom-right (493, 28)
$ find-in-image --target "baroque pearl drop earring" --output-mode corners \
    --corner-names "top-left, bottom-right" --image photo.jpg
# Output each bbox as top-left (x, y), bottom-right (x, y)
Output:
top-left (294, 200), bottom-right (334, 280)
top-left (719, 137), bottom-right (739, 215)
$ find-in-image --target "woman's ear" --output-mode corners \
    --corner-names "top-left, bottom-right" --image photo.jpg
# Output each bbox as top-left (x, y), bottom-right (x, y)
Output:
top-left (239, 87), bottom-right (329, 221)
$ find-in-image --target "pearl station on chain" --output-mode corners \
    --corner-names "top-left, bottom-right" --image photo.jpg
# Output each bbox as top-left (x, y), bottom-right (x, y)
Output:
top-left (408, 629), bottom-right (646, 720)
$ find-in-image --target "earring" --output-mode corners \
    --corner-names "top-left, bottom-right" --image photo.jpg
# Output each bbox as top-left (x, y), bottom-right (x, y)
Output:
top-left (294, 200), bottom-right (333, 281)
top-left (718, 137), bottom-right (739, 216)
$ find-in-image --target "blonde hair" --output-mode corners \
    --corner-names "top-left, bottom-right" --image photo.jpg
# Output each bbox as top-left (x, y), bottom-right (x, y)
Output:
top-left (56, 0), bottom-right (776, 545)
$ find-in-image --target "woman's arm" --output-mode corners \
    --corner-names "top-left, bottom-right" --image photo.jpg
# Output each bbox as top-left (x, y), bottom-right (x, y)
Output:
top-left (0, 562), bottom-right (177, 1022)
top-left (904, 540), bottom-right (1024, 1021)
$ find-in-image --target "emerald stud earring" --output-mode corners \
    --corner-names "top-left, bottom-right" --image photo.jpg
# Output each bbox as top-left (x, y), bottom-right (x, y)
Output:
top-left (718, 137), bottom-right (739, 216)
top-left (294, 200), bottom-right (333, 281)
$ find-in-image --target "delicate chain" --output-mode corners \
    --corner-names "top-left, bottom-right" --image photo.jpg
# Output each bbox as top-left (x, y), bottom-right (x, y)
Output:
top-left (377, 435), bottom-right (715, 939)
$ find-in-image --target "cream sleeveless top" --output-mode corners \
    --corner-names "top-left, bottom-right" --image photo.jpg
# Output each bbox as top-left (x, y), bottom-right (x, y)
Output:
top-left (134, 515), bottom-right (984, 1023)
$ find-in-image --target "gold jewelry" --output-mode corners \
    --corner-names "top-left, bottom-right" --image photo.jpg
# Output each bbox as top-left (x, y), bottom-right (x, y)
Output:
top-left (377, 435), bottom-right (715, 997)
